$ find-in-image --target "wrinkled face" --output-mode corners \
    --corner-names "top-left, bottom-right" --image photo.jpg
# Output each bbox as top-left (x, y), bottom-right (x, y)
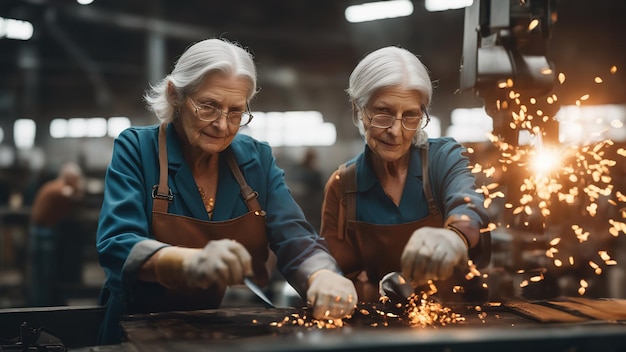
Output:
top-left (177, 72), bottom-right (250, 155)
top-left (361, 86), bottom-right (426, 163)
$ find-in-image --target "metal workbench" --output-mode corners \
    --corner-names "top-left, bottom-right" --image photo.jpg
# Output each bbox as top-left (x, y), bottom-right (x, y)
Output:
top-left (86, 297), bottom-right (626, 352)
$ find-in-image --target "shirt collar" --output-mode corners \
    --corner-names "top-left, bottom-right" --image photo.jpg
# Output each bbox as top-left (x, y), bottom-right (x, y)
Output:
top-left (357, 145), bottom-right (424, 192)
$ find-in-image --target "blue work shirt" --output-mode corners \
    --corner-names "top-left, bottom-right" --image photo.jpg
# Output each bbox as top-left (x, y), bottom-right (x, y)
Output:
top-left (96, 123), bottom-right (339, 344)
top-left (350, 138), bottom-right (489, 228)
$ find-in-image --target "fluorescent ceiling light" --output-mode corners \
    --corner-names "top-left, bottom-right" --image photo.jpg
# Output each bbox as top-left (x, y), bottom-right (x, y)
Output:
top-left (0, 17), bottom-right (34, 40)
top-left (425, 0), bottom-right (473, 12)
top-left (345, 0), bottom-right (414, 23)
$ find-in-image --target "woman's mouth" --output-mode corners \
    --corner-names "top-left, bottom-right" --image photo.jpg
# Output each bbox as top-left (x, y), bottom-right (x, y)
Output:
top-left (378, 139), bottom-right (398, 147)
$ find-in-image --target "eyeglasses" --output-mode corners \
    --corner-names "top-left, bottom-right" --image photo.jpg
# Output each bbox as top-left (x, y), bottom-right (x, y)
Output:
top-left (362, 104), bottom-right (430, 130)
top-left (188, 98), bottom-right (254, 127)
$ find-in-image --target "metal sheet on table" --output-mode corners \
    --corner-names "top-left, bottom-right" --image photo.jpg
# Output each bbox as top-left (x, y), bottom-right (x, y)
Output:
top-left (119, 301), bottom-right (626, 352)
top-left (505, 297), bottom-right (626, 323)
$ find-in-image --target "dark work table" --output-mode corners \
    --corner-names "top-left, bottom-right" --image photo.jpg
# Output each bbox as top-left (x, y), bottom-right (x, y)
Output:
top-left (70, 297), bottom-right (626, 352)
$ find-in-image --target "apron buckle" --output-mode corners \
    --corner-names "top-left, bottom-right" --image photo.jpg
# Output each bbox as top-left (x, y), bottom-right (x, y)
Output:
top-left (244, 191), bottom-right (259, 201)
top-left (152, 185), bottom-right (173, 201)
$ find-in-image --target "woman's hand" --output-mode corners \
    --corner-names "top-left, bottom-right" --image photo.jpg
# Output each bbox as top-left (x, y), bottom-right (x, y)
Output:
top-left (400, 227), bottom-right (468, 287)
top-left (183, 239), bottom-right (253, 288)
top-left (306, 269), bottom-right (358, 319)
top-left (155, 239), bottom-right (253, 289)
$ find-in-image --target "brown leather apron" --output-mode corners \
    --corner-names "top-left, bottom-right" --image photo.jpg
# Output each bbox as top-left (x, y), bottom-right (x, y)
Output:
top-left (338, 146), bottom-right (479, 302)
top-left (146, 123), bottom-right (269, 312)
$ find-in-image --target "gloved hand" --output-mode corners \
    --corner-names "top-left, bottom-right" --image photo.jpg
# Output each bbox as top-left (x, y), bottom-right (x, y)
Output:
top-left (400, 227), bottom-right (469, 287)
top-left (307, 269), bottom-right (357, 319)
top-left (155, 239), bottom-right (253, 289)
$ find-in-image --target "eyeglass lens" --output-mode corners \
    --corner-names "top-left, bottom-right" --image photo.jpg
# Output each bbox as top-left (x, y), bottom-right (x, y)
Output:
top-left (371, 115), bottom-right (423, 130)
top-left (193, 101), bottom-right (252, 126)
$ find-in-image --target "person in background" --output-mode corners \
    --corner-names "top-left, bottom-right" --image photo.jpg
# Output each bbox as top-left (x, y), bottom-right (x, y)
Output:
top-left (28, 162), bottom-right (85, 306)
top-left (321, 46), bottom-right (491, 303)
top-left (95, 38), bottom-right (357, 345)
top-left (287, 148), bottom-right (324, 232)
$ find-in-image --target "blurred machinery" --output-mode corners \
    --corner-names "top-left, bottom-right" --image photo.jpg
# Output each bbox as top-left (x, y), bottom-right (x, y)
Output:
top-left (461, 0), bottom-right (559, 146)
top-left (460, 0), bottom-right (563, 300)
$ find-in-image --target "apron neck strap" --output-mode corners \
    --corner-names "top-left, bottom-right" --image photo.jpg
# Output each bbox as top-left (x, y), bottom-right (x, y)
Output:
top-left (152, 122), bottom-right (172, 213)
top-left (152, 123), bottom-right (262, 214)
top-left (225, 147), bottom-right (262, 212)
top-left (420, 143), bottom-right (438, 215)
top-left (338, 144), bottom-right (439, 239)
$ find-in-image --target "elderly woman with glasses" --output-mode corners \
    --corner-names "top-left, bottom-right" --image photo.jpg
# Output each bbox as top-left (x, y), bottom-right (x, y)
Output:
top-left (320, 46), bottom-right (491, 304)
top-left (96, 38), bottom-right (357, 344)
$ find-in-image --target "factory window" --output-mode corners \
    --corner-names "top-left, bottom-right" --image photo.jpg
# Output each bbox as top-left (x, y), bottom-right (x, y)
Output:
top-left (424, 116), bottom-right (442, 138)
top-left (107, 117), bottom-right (131, 138)
top-left (556, 104), bottom-right (626, 144)
top-left (50, 117), bottom-right (131, 139)
top-left (241, 111), bottom-right (336, 147)
top-left (447, 108), bottom-right (493, 143)
top-left (14, 119), bottom-right (36, 149)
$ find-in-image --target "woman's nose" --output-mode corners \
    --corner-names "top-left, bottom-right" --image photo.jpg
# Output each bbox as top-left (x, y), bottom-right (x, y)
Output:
top-left (211, 113), bottom-right (229, 130)
top-left (386, 117), bottom-right (403, 134)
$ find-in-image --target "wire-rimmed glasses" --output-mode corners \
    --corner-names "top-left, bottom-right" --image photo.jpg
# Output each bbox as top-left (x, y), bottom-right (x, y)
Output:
top-left (188, 99), bottom-right (253, 127)
top-left (362, 104), bottom-right (430, 130)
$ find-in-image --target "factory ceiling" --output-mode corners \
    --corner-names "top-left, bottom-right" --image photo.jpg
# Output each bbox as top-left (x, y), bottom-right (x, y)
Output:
top-left (1, 0), bottom-right (625, 142)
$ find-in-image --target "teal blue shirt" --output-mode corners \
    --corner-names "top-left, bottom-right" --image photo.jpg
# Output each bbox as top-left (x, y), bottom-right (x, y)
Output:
top-left (349, 138), bottom-right (489, 228)
top-left (96, 123), bottom-right (339, 344)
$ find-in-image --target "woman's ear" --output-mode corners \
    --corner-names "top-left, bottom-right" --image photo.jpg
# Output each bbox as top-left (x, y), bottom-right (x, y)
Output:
top-left (166, 81), bottom-right (179, 106)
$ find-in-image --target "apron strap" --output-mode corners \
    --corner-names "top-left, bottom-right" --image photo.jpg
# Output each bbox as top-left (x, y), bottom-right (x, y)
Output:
top-left (420, 144), bottom-right (439, 215)
top-left (337, 143), bottom-right (439, 240)
top-left (152, 123), bottom-right (262, 215)
top-left (152, 122), bottom-right (173, 213)
top-left (338, 162), bottom-right (357, 240)
top-left (225, 147), bottom-right (263, 213)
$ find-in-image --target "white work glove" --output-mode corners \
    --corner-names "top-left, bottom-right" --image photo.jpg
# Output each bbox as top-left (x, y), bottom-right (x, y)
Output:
top-left (400, 227), bottom-right (468, 287)
top-left (155, 239), bottom-right (253, 290)
top-left (307, 269), bottom-right (357, 319)
top-left (183, 239), bottom-right (253, 289)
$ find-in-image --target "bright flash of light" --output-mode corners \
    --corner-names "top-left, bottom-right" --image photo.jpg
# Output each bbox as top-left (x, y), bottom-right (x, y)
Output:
top-left (474, 64), bottom-right (625, 296)
top-left (529, 147), bottom-right (562, 176)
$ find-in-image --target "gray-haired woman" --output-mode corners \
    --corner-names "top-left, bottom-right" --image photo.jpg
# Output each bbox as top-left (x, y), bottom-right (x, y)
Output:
top-left (321, 46), bottom-right (491, 303)
top-left (96, 38), bottom-right (356, 344)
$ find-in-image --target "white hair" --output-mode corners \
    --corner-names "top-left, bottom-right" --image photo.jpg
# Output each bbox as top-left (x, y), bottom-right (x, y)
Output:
top-left (144, 38), bottom-right (258, 123)
top-left (347, 46), bottom-right (433, 147)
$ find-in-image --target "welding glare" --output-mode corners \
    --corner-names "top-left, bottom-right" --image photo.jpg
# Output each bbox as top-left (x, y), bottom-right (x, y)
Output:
top-left (529, 148), bottom-right (562, 176)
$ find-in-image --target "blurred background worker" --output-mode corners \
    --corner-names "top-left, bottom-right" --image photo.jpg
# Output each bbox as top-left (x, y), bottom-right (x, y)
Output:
top-left (285, 148), bottom-right (325, 232)
top-left (27, 162), bottom-right (85, 306)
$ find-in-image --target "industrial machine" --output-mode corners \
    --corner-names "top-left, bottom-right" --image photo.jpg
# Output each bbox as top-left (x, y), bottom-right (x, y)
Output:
top-left (460, 0), bottom-right (560, 146)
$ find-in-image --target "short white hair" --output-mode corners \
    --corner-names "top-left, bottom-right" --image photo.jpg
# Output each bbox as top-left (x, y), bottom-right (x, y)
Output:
top-left (144, 38), bottom-right (258, 123)
top-left (347, 46), bottom-right (432, 147)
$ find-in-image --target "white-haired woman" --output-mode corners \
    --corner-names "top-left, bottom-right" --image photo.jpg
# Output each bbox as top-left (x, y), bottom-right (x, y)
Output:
top-left (321, 46), bottom-right (491, 303)
top-left (96, 38), bottom-right (356, 344)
